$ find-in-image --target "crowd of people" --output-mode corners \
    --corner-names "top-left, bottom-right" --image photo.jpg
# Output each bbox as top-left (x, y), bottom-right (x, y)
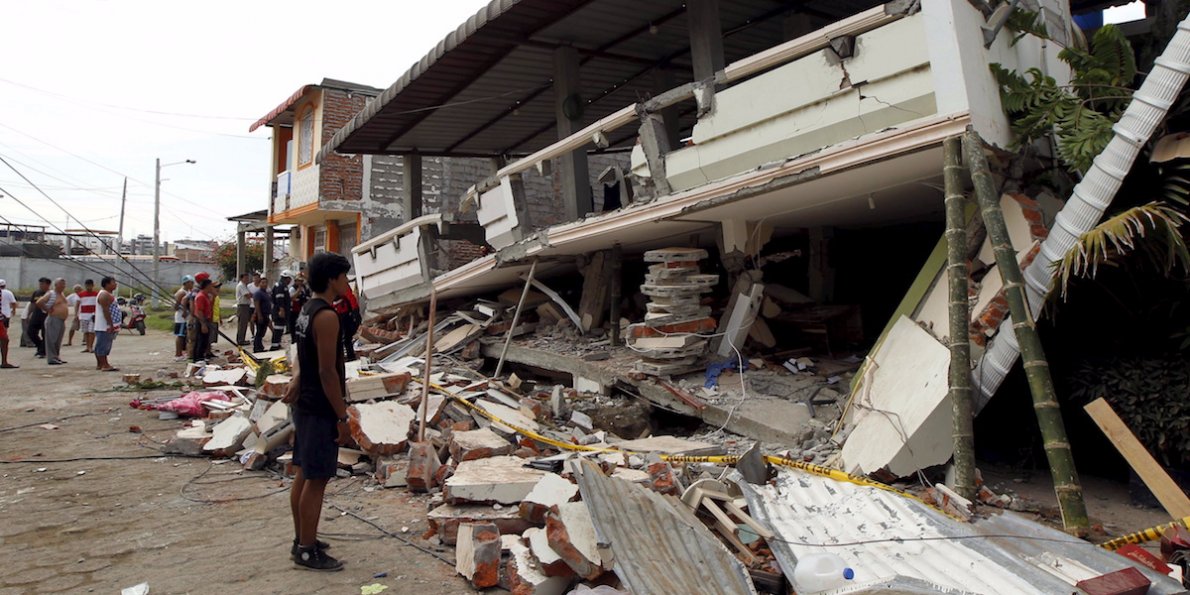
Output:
top-left (0, 276), bottom-right (123, 371)
top-left (0, 268), bottom-right (363, 372)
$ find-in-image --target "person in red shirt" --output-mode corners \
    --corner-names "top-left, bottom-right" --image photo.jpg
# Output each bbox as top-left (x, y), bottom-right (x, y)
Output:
top-left (191, 278), bottom-right (216, 363)
top-left (332, 285), bottom-right (361, 361)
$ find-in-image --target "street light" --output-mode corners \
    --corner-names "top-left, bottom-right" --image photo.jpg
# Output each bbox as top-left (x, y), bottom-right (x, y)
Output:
top-left (152, 158), bottom-right (196, 307)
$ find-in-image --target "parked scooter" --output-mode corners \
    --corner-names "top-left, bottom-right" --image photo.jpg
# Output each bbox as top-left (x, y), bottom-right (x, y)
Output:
top-left (118, 294), bottom-right (147, 335)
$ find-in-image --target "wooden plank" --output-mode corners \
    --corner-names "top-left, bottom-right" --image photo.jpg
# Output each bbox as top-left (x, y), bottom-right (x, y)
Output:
top-left (1084, 397), bottom-right (1190, 518)
top-left (577, 251), bottom-right (611, 334)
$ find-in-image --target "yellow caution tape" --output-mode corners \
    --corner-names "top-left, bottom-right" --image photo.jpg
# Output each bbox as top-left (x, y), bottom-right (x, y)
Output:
top-left (239, 349), bottom-right (289, 375)
top-left (1099, 516), bottom-right (1190, 551)
top-left (425, 380), bottom-right (935, 510)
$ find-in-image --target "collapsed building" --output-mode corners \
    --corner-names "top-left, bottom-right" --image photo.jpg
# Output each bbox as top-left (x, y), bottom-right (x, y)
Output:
top-left (202, 0), bottom-right (1190, 592)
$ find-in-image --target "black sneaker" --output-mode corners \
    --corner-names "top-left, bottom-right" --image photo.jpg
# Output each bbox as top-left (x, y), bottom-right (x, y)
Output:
top-left (290, 538), bottom-right (330, 559)
top-left (293, 545), bottom-right (343, 572)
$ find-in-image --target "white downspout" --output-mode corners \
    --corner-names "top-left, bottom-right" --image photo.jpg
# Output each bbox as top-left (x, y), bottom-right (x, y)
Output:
top-left (974, 17), bottom-right (1190, 409)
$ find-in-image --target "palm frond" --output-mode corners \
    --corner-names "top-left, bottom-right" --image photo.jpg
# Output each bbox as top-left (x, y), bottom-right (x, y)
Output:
top-left (1056, 202), bottom-right (1190, 298)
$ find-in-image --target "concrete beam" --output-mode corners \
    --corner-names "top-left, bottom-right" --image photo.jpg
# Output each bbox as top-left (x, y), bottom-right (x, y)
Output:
top-left (553, 45), bottom-right (593, 220)
top-left (687, 0), bottom-right (725, 81)
top-left (637, 111), bottom-right (673, 198)
top-left (402, 153), bottom-right (423, 221)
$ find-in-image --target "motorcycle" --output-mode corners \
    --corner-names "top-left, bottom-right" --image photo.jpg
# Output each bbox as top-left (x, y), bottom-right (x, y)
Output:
top-left (118, 294), bottom-right (147, 335)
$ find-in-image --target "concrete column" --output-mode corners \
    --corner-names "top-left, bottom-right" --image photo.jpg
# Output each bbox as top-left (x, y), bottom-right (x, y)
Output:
top-left (808, 227), bottom-right (835, 303)
top-left (687, 0), bottom-right (725, 81)
top-left (263, 225), bottom-right (274, 279)
top-left (236, 227), bottom-right (246, 278)
top-left (651, 69), bottom-right (682, 147)
top-left (553, 45), bottom-right (593, 220)
top-left (402, 153), bottom-right (423, 221)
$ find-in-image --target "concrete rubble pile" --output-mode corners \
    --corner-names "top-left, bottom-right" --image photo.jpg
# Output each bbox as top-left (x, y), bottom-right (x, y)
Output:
top-left (627, 248), bottom-right (719, 376)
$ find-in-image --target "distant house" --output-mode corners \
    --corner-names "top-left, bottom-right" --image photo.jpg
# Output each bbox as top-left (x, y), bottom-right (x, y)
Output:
top-left (169, 240), bottom-right (216, 263)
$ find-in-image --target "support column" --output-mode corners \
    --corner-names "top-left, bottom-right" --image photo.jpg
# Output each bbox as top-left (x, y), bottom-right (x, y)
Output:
top-left (687, 0), bottom-right (725, 81)
top-left (263, 225), bottom-right (274, 279)
top-left (554, 45), bottom-right (593, 220)
top-left (651, 69), bottom-right (682, 147)
top-left (236, 227), bottom-right (246, 278)
top-left (808, 227), bottom-right (834, 303)
top-left (402, 153), bottom-right (423, 221)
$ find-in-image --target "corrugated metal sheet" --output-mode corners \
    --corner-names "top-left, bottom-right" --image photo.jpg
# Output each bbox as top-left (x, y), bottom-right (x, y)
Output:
top-left (320, 0), bottom-right (888, 159)
top-left (573, 459), bottom-right (757, 595)
top-left (735, 469), bottom-right (1187, 595)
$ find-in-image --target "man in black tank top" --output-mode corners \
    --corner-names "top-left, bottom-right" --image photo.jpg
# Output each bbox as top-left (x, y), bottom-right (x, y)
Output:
top-left (282, 252), bottom-right (352, 572)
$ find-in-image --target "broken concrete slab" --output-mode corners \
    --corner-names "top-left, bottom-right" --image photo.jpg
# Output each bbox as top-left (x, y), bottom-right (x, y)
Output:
top-left (406, 441), bottom-right (441, 492)
top-left (840, 315), bottom-right (952, 477)
top-left (259, 374), bottom-right (292, 399)
top-left (165, 420), bottom-right (211, 456)
top-left (456, 522), bottom-right (501, 589)
top-left (428, 503), bottom-right (534, 545)
top-left (449, 427), bottom-right (515, 462)
top-left (473, 399), bottom-right (540, 436)
top-left (445, 456), bottom-right (549, 504)
top-left (545, 502), bottom-right (607, 580)
top-left (347, 401), bottom-right (416, 456)
top-left (254, 400), bottom-right (289, 435)
top-left (526, 527), bottom-right (574, 578)
top-left (616, 435), bottom-right (723, 456)
top-left (507, 540), bottom-right (572, 595)
top-left (345, 372), bottom-right (412, 402)
top-left (519, 474), bottom-right (579, 524)
top-left (202, 367), bottom-right (248, 387)
top-left (203, 415), bottom-right (253, 457)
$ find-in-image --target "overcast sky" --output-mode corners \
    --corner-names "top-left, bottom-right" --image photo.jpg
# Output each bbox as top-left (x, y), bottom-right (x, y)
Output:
top-left (1, 1), bottom-right (1148, 246)
top-left (0, 0), bottom-right (490, 244)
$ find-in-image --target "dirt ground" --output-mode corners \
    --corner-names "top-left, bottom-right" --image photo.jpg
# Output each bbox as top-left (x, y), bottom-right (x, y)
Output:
top-left (0, 327), bottom-right (1174, 594)
top-left (0, 327), bottom-right (467, 594)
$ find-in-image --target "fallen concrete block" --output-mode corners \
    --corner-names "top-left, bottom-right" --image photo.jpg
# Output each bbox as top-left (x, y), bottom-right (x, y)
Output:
top-left (260, 374), bottom-right (292, 399)
top-left (374, 456), bottom-right (407, 488)
top-left (165, 421), bottom-right (211, 455)
top-left (254, 419), bottom-right (293, 454)
top-left (519, 397), bottom-right (546, 421)
top-left (406, 441), bottom-right (441, 493)
top-left (122, 373), bottom-right (141, 385)
top-left (645, 454), bottom-right (683, 496)
top-left (615, 435), bottom-right (723, 456)
top-left (450, 427), bottom-right (515, 462)
top-left (545, 502), bottom-right (606, 580)
top-left (507, 540), bottom-right (572, 595)
top-left (473, 400), bottom-right (540, 437)
top-left (346, 372), bottom-right (412, 402)
top-left (347, 401), bottom-right (416, 455)
top-left (203, 415), bottom-right (253, 457)
top-left (202, 367), bottom-right (248, 387)
top-left (519, 474), bottom-right (579, 524)
top-left (456, 522), bottom-right (502, 589)
top-left (569, 410), bottom-right (594, 432)
top-left (525, 527), bottom-right (574, 578)
top-left (446, 456), bottom-right (549, 504)
top-left (428, 503), bottom-right (535, 545)
top-left (254, 400), bottom-right (290, 435)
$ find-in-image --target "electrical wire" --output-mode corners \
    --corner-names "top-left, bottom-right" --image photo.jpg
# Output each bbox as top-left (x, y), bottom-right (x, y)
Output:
top-left (327, 502), bottom-right (455, 566)
top-left (0, 212), bottom-right (135, 283)
top-left (0, 77), bottom-right (256, 120)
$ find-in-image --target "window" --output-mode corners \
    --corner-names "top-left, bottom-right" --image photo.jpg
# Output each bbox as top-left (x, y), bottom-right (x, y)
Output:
top-left (297, 106), bottom-right (315, 167)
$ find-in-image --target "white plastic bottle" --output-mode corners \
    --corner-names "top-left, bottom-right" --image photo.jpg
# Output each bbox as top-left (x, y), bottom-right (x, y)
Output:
top-left (792, 552), bottom-right (855, 593)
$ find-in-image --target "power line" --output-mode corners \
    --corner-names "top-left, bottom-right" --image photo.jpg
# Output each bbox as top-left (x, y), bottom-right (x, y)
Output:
top-left (0, 77), bottom-right (257, 121)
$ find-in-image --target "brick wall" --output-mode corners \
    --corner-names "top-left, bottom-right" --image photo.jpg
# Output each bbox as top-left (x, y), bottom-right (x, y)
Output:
top-left (319, 88), bottom-right (370, 204)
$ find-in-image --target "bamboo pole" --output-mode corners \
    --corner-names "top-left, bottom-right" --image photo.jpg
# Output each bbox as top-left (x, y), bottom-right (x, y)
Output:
top-left (494, 259), bottom-right (538, 378)
top-left (943, 136), bottom-right (976, 501)
top-left (962, 129), bottom-right (1089, 532)
top-left (416, 288), bottom-right (438, 442)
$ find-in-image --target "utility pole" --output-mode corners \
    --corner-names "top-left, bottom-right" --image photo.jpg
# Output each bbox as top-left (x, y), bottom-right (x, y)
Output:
top-left (116, 177), bottom-right (127, 255)
top-left (152, 158), bottom-right (161, 307)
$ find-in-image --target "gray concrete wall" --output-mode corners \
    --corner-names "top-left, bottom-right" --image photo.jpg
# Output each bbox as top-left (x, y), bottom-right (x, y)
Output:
top-left (0, 256), bottom-right (212, 293)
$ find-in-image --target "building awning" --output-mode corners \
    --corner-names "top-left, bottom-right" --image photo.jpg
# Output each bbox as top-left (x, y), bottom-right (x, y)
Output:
top-left (319, 0), bottom-right (888, 161)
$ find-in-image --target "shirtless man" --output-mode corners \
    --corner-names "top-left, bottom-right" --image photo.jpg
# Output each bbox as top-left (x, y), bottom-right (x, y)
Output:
top-left (37, 278), bottom-right (69, 366)
top-left (93, 276), bottom-right (121, 372)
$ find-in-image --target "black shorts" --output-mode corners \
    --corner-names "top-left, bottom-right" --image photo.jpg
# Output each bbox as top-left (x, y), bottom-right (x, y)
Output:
top-left (292, 411), bottom-right (338, 480)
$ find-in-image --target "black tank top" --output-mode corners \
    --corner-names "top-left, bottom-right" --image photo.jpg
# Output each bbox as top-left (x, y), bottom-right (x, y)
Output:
top-left (295, 297), bottom-right (344, 419)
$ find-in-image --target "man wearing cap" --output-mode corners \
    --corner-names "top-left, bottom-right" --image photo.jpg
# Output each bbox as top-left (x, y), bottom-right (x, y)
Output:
top-left (173, 276), bottom-right (195, 361)
top-left (0, 279), bottom-right (17, 369)
top-left (270, 272), bottom-right (292, 351)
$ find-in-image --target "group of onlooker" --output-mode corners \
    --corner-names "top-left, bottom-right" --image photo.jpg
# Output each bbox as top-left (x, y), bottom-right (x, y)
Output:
top-left (0, 276), bottom-right (123, 371)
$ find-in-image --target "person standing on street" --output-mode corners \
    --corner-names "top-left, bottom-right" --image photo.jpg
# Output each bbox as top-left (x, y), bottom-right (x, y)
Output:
top-left (66, 284), bottom-right (82, 347)
top-left (252, 275), bottom-right (273, 353)
top-left (332, 284), bottom-right (361, 362)
top-left (283, 252), bottom-right (352, 571)
top-left (173, 276), bottom-right (194, 361)
top-left (270, 272), bottom-right (292, 351)
top-left (26, 277), bottom-right (50, 357)
top-left (289, 276), bottom-right (311, 341)
top-left (191, 279), bottom-right (215, 363)
top-left (38, 278), bottom-right (69, 365)
top-left (78, 279), bottom-right (97, 353)
top-left (208, 281), bottom-right (223, 358)
top-left (93, 276), bottom-right (121, 372)
top-left (235, 272), bottom-right (253, 346)
top-left (0, 279), bottom-right (18, 369)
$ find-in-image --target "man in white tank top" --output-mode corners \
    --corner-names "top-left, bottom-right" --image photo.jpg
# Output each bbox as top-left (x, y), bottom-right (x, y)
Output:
top-left (92, 276), bottom-right (120, 372)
